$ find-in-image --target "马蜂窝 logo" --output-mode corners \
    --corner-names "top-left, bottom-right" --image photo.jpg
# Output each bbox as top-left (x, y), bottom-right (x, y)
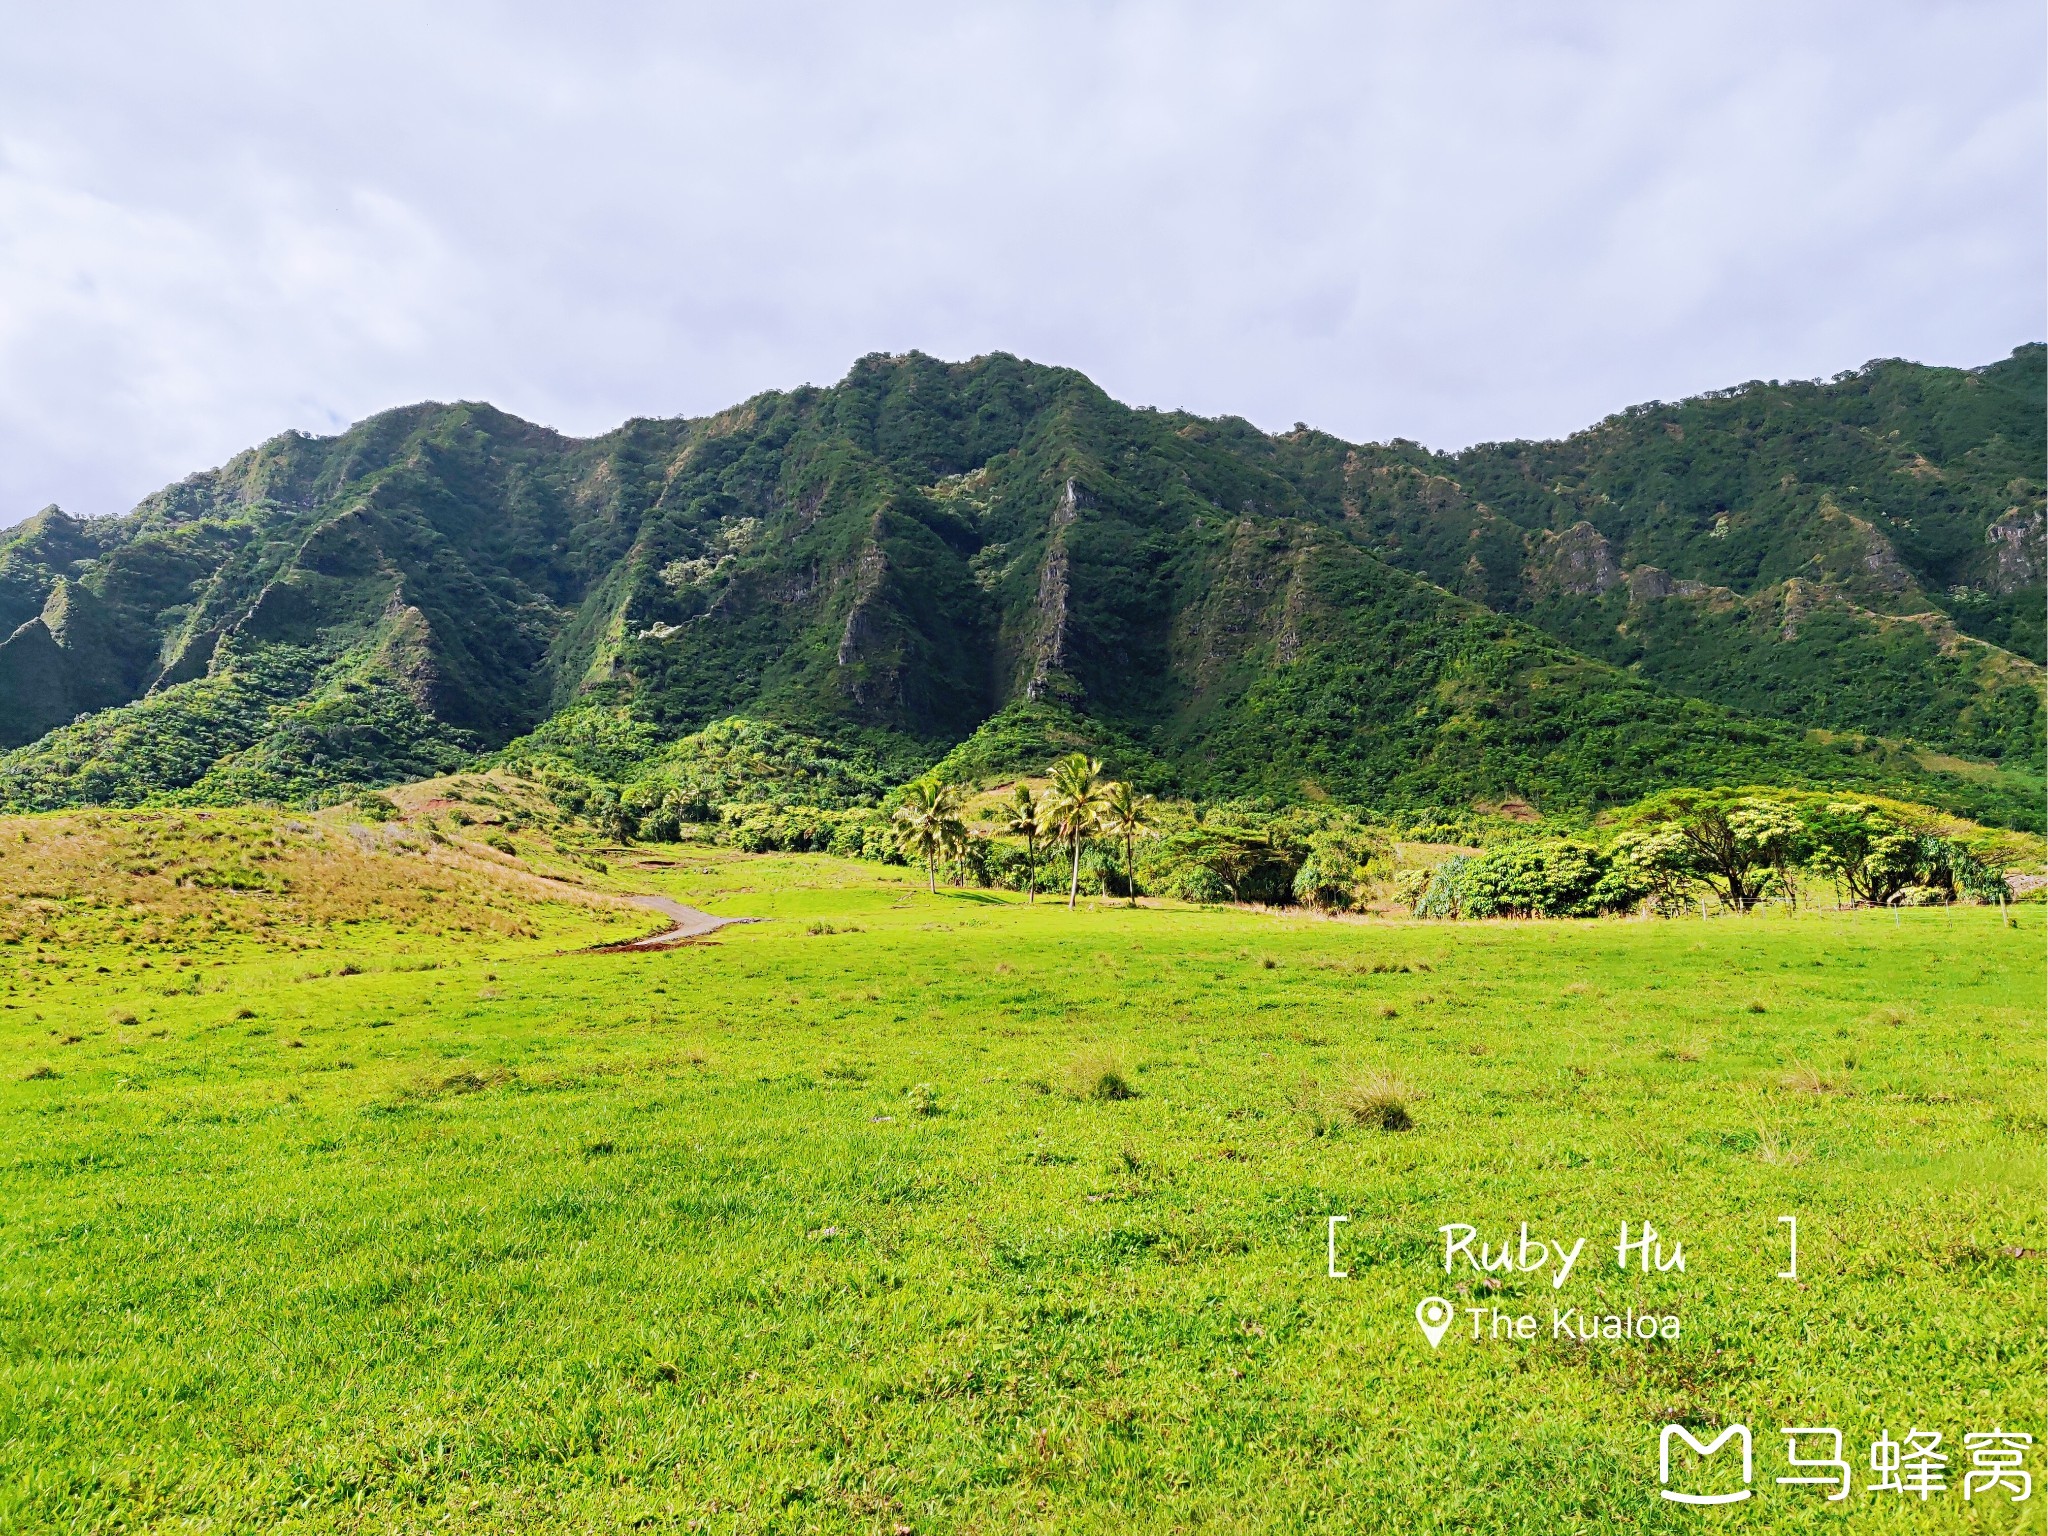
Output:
top-left (1660, 1424), bottom-right (1753, 1505)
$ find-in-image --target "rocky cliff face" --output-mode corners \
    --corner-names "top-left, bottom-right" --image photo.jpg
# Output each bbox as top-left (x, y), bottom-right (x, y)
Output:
top-left (1526, 522), bottom-right (1621, 598)
top-left (1984, 505), bottom-right (2045, 594)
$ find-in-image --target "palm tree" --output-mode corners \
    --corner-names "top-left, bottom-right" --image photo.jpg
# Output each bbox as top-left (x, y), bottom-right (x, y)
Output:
top-left (1040, 753), bottom-right (1110, 910)
top-left (1101, 780), bottom-right (1154, 906)
top-left (892, 776), bottom-right (966, 894)
top-left (1003, 784), bottom-right (1045, 902)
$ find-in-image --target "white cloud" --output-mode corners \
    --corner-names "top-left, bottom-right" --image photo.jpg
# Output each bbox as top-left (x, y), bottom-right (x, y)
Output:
top-left (0, 0), bottom-right (2039, 523)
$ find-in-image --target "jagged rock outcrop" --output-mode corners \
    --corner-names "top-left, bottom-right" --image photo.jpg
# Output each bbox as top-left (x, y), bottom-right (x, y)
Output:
top-left (1984, 506), bottom-right (2045, 593)
top-left (834, 526), bottom-right (900, 709)
top-left (1775, 577), bottom-right (1821, 641)
top-left (1527, 521), bottom-right (1621, 597)
top-left (1814, 499), bottom-right (1918, 600)
top-left (835, 534), bottom-right (888, 670)
top-left (1624, 565), bottom-right (1673, 603)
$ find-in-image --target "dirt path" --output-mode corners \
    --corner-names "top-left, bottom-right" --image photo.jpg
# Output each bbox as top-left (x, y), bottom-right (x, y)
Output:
top-left (435, 838), bottom-right (759, 952)
top-left (612, 893), bottom-right (760, 949)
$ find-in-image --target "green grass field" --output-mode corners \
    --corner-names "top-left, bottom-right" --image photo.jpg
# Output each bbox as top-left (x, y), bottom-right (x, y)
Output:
top-left (2, 823), bottom-right (2042, 1533)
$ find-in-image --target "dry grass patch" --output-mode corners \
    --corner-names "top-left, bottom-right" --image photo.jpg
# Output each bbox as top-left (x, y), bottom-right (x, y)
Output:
top-left (1335, 1071), bottom-right (1416, 1132)
top-left (412, 1067), bottom-right (517, 1100)
top-left (1755, 1125), bottom-right (1807, 1166)
top-left (1779, 1063), bottom-right (1841, 1095)
top-left (0, 805), bottom-right (628, 952)
top-left (1066, 1053), bottom-right (1137, 1102)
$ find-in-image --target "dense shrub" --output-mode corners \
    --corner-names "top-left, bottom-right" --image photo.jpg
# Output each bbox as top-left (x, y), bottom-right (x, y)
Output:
top-left (1292, 826), bottom-right (1391, 910)
top-left (493, 706), bottom-right (664, 783)
top-left (1457, 840), bottom-right (1614, 919)
top-left (1413, 856), bottom-right (1472, 918)
top-left (1141, 824), bottom-right (1305, 906)
top-left (1396, 788), bottom-right (2026, 918)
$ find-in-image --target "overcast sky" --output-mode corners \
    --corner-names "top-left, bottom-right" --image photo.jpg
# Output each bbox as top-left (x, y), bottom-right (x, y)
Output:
top-left (2, 1), bottom-right (2041, 526)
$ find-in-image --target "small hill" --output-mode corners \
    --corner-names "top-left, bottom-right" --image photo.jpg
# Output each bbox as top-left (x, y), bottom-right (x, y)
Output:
top-left (0, 790), bottom-right (650, 961)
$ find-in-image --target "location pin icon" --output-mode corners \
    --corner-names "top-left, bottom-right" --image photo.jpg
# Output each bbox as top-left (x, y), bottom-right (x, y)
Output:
top-left (1416, 1295), bottom-right (1454, 1349)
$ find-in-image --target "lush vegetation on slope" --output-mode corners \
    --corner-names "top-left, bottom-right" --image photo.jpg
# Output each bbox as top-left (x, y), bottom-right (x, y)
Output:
top-left (2, 348), bottom-right (2040, 823)
top-left (1303, 346), bottom-right (2046, 758)
top-left (0, 645), bottom-right (475, 812)
top-left (1157, 532), bottom-right (2041, 825)
top-left (1524, 584), bottom-right (2042, 765)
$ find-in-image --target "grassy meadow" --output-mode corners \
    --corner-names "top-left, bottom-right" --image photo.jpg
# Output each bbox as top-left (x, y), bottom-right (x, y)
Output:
top-left (1, 807), bottom-right (2042, 1533)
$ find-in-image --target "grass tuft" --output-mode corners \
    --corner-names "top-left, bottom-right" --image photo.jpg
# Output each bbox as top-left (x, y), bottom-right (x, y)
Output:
top-left (1335, 1071), bottom-right (1415, 1132)
top-left (421, 1068), bottom-right (513, 1098)
top-left (1755, 1126), bottom-right (1807, 1165)
top-left (1067, 1054), bottom-right (1137, 1102)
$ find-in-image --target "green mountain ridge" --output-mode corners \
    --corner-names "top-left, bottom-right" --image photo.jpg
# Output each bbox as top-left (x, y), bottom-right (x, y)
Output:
top-left (2, 348), bottom-right (2041, 825)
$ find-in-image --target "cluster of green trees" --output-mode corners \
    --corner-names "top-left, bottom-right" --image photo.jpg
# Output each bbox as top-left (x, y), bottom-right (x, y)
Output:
top-left (891, 754), bottom-right (1156, 907)
top-left (492, 712), bottom-right (891, 846)
top-left (481, 711), bottom-right (2032, 919)
top-left (1403, 789), bottom-right (2012, 918)
top-left (880, 760), bottom-right (1494, 911)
